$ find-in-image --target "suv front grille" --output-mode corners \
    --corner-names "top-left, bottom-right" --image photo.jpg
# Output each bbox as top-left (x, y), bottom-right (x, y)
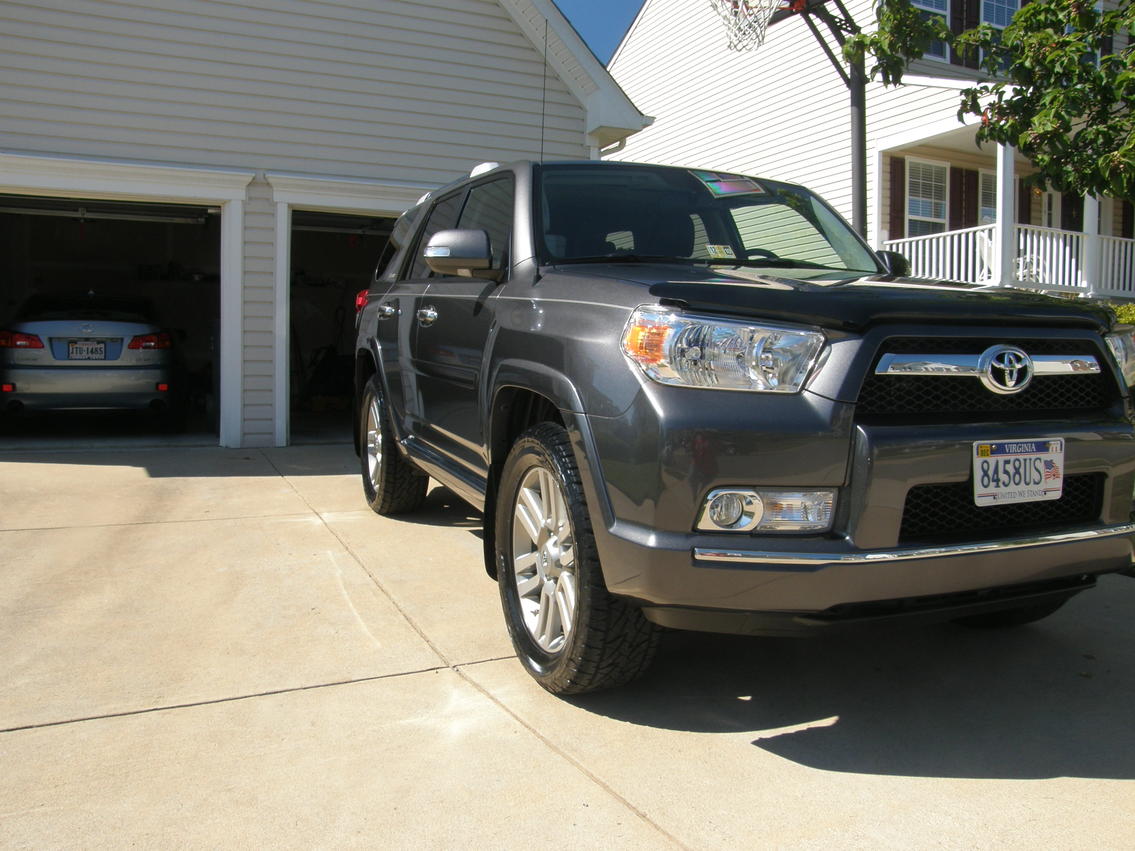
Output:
top-left (857, 337), bottom-right (1116, 420)
top-left (899, 473), bottom-right (1104, 545)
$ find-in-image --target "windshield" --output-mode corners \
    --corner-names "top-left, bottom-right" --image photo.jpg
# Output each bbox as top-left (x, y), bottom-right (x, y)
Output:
top-left (535, 163), bottom-right (880, 278)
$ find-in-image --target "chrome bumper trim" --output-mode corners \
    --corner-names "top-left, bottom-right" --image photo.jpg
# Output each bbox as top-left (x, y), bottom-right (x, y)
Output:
top-left (694, 523), bottom-right (1135, 567)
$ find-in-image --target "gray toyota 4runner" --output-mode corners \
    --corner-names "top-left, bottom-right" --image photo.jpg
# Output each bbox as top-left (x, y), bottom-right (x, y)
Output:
top-left (353, 160), bottom-right (1135, 694)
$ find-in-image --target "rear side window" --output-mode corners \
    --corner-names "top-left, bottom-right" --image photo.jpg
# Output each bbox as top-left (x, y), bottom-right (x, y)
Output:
top-left (407, 193), bottom-right (464, 279)
top-left (457, 177), bottom-right (514, 270)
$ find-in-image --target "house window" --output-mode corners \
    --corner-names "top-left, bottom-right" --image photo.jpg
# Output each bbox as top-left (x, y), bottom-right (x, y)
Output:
top-left (913, 0), bottom-right (949, 60)
top-left (907, 160), bottom-right (949, 236)
top-left (982, 0), bottom-right (1016, 28)
top-left (981, 0), bottom-right (1018, 67)
top-left (980, 171), bottom-right (997, 224)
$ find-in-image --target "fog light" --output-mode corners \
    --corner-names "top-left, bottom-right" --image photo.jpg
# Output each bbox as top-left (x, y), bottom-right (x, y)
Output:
top-left (708, 492), bottom-right (746, 527)
top-left (697, 488), bottom-right (835, 533)
top-left (698, 489), bottom-right (764, 531)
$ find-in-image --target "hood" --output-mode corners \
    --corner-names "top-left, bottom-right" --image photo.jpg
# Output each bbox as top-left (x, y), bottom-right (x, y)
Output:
top-left (574, 264), bottom-right (1114, 333)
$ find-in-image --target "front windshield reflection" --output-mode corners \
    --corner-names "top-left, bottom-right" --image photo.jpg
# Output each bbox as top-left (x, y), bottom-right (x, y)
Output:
top-left (537, 163), bottom-right (881, 276)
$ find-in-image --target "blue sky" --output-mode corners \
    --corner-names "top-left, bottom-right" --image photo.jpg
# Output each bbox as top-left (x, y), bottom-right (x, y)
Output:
top-left (554, 0), bottom-right (644, 64)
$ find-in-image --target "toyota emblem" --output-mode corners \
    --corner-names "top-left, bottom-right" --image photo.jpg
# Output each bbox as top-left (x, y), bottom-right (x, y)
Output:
top-left (979, 344), bottom-right (1033, 395)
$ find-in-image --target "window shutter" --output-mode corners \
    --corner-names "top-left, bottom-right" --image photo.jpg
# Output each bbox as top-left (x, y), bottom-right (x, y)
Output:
top-left (951, 0), bottom-right (980, 68)
top-left (949, 168), bottom-right (979, 230)
top-left (1017, 178), bottom-right (1032, 226)
top-left (1122, 201), bottom-right (1133, 240)
top-left (890, 157), bottom-right (906, 240)
top-left (1061, 196), bottom-right (1084, 232)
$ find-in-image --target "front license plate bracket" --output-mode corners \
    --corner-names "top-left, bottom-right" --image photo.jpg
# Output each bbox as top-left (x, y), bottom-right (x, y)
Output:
top-left (973, 438), bottom-right (1064, 506)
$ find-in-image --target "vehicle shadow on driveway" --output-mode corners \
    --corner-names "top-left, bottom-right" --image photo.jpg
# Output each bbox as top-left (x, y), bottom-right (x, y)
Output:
top-left (570, 576), bottom-right (1135, 780)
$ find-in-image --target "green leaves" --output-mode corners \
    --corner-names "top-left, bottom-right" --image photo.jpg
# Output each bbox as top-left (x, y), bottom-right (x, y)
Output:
top-left (851, 0), bottom-right (1135, 198)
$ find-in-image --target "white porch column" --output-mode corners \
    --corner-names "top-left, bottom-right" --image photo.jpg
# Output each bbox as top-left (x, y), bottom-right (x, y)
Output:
top-left (1083, 194), bottom-right (1101, 297)
top-left (996, 143), bottom-right (1016, 287)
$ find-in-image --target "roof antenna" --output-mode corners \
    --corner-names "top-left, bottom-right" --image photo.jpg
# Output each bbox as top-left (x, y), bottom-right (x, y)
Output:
top-left (539, 17), bottom-right (548, 162)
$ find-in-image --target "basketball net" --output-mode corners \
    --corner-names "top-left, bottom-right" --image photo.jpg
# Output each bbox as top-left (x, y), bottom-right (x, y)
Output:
top-left (709, 0), bottom-right (790, 51)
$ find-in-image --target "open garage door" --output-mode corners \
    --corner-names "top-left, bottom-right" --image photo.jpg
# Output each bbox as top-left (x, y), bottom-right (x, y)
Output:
top-left (0, 195), bottom-right (221, 441)
top-left (289, 210), bottom-right (394, 443)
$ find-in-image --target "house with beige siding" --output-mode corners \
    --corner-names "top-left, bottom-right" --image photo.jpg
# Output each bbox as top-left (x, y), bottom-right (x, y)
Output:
top-left (0, 0), bottom-right (648, 447)
top-left (608, 0), bottom-right (1133, 297)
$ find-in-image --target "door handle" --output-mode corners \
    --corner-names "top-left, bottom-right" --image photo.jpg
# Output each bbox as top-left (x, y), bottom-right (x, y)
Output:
top-left (416, 306), bottom-right (438, 326)
top-left (377, 303), bottom-right (397, 319)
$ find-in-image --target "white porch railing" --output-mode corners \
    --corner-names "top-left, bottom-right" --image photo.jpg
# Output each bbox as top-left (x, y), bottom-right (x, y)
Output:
top-left (884, 224), bottom-right (995, 285)
top-left (884, 224), bottom-right (1135, 298)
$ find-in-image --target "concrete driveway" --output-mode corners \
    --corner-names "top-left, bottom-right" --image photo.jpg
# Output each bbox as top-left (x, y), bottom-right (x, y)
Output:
top-left (2, 442), bottom-right (1134, 848)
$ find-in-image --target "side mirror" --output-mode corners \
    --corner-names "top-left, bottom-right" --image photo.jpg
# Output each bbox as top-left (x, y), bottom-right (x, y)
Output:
top-left (423, 229), bottom-right (503, 281)
top-left (876, 249), bottom-right (911, 277)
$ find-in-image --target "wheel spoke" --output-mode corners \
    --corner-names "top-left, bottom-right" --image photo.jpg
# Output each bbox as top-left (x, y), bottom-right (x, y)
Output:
top-left (516, 486), bottom-right (544, 546)
top-left (554, 573), bottom-right (576, 639)
top-left (535, 470), bottom-right (553, 524)
top-left (534, 582), bottom-right (555, 647)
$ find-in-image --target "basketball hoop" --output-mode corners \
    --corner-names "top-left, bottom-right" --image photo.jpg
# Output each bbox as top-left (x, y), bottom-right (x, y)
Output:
top-left (710, 0), bottom-right (790, 51)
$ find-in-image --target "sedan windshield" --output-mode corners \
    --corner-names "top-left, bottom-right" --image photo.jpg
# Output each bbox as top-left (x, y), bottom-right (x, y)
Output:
top-left (536, 163), bottom-right (880, 277)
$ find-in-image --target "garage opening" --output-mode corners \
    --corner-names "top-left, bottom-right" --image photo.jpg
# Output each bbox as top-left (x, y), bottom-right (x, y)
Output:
top-left (0, 195), bottom-right (221, 442)
top-left (289, 210), bottom-right (394, 443)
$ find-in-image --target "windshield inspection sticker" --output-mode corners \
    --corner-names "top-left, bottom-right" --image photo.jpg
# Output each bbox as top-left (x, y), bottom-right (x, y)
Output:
top-left (705, 244), bottom-right (737, 259)
top-left (691, 170), bottom-right (767, 198)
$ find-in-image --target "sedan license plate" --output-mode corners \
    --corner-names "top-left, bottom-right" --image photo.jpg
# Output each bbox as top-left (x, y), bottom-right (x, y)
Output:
top-left (68, 340), bottom-right (106, 360)
top-left (973, 439), bottom-right (1064, 506)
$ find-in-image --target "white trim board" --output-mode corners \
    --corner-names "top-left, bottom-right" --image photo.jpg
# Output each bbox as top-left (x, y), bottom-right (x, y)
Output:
top-left (265, 172), bottom-right (432, 446)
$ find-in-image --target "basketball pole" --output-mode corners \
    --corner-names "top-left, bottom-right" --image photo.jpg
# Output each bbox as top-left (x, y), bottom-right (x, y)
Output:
top-left (772, 0), bottom-right (869, 237)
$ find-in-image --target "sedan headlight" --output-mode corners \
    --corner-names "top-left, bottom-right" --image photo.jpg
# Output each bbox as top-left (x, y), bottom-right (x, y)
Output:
top-left (622, 307), bottom-right (825, 393)
top-left (1106, 327), bottom-right (1135, 387)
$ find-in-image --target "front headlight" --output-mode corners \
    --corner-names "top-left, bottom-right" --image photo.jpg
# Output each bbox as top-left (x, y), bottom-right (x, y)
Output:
top-left (1105, 327), bottom-right (1135, 386)
top-left (622, 306), bottom-right (825, 393)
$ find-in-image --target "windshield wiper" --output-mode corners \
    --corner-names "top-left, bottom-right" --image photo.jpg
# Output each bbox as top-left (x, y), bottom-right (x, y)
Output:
top-left (554, 254), bottom-right (701, 265)
top-left (712, 258), bottom-right (875, 273)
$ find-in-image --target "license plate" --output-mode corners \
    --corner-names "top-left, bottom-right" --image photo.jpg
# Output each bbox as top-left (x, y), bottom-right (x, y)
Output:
top-left (68, 340), bottom-right (106, 360)
top-left (973, 439), bottom-right (1064, 506)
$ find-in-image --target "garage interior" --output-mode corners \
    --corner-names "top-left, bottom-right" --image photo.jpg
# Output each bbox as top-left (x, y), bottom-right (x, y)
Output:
top-left (288, 210), bottom-right (394, 443)
top-left (0, 195), bottom-right (222, 442)
top-left (0, 198), bottom-right (395, 445)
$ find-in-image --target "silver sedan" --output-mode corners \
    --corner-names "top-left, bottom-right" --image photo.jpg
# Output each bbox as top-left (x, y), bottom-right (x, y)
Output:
top-left (0, 293), bottom-right (175, 416)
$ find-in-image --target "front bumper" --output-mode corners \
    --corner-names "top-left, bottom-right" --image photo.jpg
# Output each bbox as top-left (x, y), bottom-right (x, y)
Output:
top-left (595, 519), bottom-right (1135, 634)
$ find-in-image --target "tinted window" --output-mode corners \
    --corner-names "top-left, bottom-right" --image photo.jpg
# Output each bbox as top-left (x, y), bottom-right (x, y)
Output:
top-left (407, 193), bottom-right (464, 279)
top-left (457, 177), bottom-right (514, 270)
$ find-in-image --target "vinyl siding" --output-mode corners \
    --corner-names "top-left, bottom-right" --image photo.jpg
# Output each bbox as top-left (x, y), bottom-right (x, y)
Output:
top-left (0, 0), bottom-right (589, 183)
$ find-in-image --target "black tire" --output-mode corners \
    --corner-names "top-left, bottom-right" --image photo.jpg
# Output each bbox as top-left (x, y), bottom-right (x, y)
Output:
top-left (358, 373), bottom-right (428, 515)
top-left (495, 423), bottom-right (659, 694)
top-left (953, 597), bottom-right (1068, 628)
